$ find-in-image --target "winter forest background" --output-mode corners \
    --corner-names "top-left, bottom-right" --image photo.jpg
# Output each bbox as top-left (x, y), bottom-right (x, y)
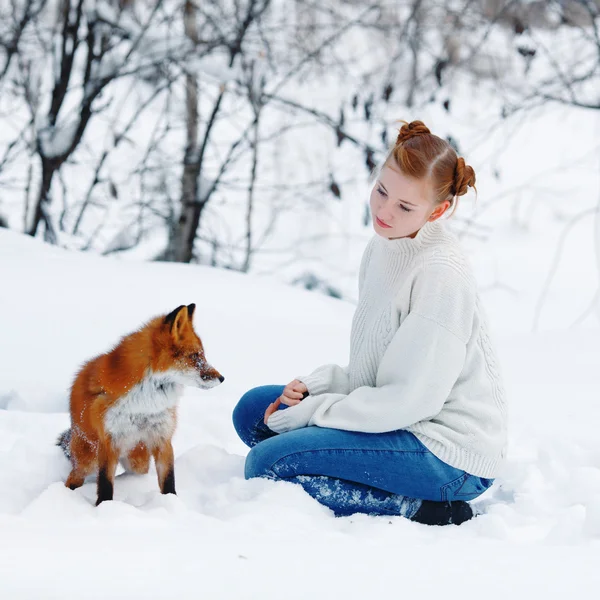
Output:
top-left (1, 0), bottom-right (598, 314)
top-left (1, 1), bottom-right (600, 598)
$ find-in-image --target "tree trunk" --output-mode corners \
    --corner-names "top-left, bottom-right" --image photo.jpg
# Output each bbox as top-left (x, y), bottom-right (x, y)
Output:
top-left (163, 0), bottom-right (201, 263)
top-left (165, 0), bottom-right (267, 263)
top-left (241, 115), bottom-right (260, 273)
top-left (163, 81), bottom-right (200, 262)
top-left (27, 158), bottom-right (57, 242)
top-left (406, 0), bottom-right (423, 108)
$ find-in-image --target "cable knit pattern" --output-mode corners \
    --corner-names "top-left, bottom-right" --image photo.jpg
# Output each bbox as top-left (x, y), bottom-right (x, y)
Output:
top-left (271, 220), bottom-right (507, 479)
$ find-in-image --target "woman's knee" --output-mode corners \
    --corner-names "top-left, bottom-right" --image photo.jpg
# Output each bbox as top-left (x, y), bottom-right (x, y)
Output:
top-left (232, 388), bottom-right (256, 436)
top-left (233, 385), bottom-right (284, 448)
top-left (233, 386), bottom-right (271, 432)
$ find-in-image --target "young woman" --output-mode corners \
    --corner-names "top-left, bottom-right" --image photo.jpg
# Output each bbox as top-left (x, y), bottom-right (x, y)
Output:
top-left (232, 120), bottom-right (507, 526)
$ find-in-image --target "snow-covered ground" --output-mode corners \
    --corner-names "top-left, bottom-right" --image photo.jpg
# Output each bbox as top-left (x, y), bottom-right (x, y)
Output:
top-left (1, 223), bottom-right (600, 599)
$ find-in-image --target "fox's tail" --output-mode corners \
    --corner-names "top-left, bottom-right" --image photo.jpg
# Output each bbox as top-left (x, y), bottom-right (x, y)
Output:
top-left (56, 429), bottom-right (72, 461)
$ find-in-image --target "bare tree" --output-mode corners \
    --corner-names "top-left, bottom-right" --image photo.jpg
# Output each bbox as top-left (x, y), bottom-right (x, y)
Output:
top-left (161, 0), bottom-right (272, 263)
top-left (26, 0), bottom-right (173, 241)
top-left (3, 0), bottom-right (560, 293)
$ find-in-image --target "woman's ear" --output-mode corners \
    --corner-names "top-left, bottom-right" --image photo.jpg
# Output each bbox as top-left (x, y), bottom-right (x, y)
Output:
top-left (428, 199), bottom-right (451, 222)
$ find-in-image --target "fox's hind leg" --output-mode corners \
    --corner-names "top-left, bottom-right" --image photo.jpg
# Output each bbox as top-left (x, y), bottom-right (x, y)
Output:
top-left (96, 440), bottom-right (119, 506)
top-left (65, 431), bottom-right (98, 490)
top-left (122, 442), bottom-right (150, 474)
top-left (153, 441), bottom-right (176, 495)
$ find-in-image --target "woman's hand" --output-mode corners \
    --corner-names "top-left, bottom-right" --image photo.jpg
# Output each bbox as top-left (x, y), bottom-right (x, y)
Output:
top-left (263, 398), bottom-right (281, 424)
top-left (279, 379), bottom-right (308, 406)
top-left (263, 380), bottom-right (308, 425)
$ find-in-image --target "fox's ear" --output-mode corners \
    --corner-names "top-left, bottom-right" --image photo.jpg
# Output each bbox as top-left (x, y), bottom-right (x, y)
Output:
top-left (164, 305), bottom-right (188, 340)
top-left (187, 304), bottom-right (196, 319)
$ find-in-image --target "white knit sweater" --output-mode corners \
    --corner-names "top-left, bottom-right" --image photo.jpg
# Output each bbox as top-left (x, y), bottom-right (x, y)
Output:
top-left (267, 221), bottom-right (507, 479)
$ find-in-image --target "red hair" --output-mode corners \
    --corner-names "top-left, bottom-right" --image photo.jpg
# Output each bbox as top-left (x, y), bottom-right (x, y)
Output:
top-left (389, 120), bottom-right (476, 213)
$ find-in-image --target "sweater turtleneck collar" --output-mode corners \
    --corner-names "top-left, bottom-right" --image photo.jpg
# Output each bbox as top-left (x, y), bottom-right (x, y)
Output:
top-left (377, 220), bottom-right (446, 256)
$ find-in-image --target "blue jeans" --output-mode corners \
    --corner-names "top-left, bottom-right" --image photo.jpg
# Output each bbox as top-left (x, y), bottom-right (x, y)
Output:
top-left (233, 385), bottom-right (493, 517)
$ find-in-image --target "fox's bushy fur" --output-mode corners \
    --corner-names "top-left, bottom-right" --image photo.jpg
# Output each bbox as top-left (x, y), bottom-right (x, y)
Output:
top-left (57, 304), bottom-right (223, 506)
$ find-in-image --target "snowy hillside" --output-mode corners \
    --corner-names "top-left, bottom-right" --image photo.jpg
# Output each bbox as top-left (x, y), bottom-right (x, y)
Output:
top-left (1, 228), bottom-right (600, 599)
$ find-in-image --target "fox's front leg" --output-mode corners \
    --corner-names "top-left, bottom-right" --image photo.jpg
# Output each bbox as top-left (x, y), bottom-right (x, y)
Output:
top-left (153, 441), bottom-right (176, 495)
top-left (96, 440), bottom-right (119, 506)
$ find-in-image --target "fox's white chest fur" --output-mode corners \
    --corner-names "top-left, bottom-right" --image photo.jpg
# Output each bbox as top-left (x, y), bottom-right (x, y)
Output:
top-left (104, 372), bottom-right (183, 452)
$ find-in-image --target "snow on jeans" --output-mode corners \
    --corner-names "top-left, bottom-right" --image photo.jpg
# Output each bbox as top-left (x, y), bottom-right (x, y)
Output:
top-left (232, 385), bottom-right (493, 518)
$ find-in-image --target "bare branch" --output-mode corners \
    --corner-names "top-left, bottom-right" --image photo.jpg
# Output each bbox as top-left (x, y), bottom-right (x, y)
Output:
top-left (241, 113), bottom-right (261, 272)
top-left (533, 207), bottom-right (596, 332)
top-left (0, 0), bottom-right (45, 83)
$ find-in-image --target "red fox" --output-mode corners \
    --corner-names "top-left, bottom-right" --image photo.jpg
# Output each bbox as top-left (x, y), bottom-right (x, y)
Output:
top-left (57, 304), bottom-right (223, 506)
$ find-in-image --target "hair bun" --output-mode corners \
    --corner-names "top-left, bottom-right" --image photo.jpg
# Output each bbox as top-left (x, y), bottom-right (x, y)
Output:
top-left (453, 157), bottom-right (476, 197)
top-left (396, 120), bottom-right (431, 145)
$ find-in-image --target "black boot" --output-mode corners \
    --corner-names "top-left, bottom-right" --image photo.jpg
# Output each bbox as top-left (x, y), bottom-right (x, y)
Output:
top-left (410, 500), bottom-right (474, 526)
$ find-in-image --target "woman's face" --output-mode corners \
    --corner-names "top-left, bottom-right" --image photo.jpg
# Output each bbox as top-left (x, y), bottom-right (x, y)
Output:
top-left (369, 163), bottom-right (449, 240)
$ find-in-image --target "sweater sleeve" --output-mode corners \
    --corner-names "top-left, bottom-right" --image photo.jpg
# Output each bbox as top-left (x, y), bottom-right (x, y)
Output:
top-left (295, 237), bottom-right (377, 397)
top-left (297, 363), bottom-right (351, 396)
top-left (268, 259), bottom-right (476, 435)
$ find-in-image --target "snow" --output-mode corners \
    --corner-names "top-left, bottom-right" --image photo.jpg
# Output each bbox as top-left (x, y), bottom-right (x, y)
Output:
top-left (2, 4), bottom-right (600, 595)
top-left (1, 223), bottom-right (600, 598)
